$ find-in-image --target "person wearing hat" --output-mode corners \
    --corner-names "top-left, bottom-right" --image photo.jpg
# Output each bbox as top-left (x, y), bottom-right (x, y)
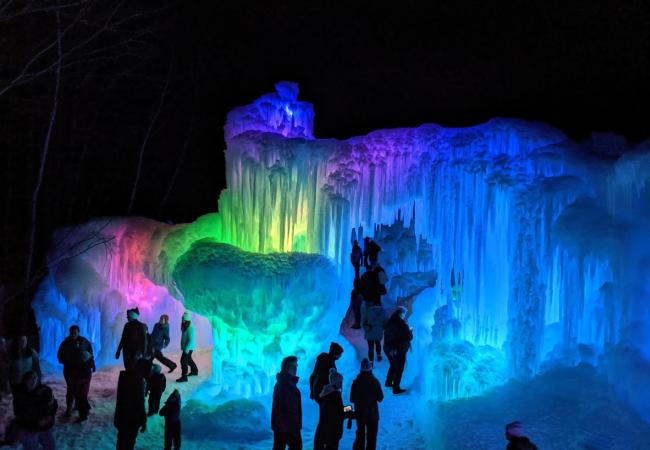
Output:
top-left (271, 355), bottom-right (302, 450)
top-left (350, 358), bottom-right (383, 450)
top-left (176, 312), bottom-right (197, 382)
top-left (150, 314), bottom-right (177, 373)
top-left (314, 368), bottom-right (345, 449)
top-left (382, 306), bottom-right (412, 395)
top-left (505, 421), bottom-right (538, 450)
top-left (115, 307), bottom-right (149, 369)
top-left (57, 325), bottom-right (95, 421)
top-left (309, 342), bottom-right (344, 405)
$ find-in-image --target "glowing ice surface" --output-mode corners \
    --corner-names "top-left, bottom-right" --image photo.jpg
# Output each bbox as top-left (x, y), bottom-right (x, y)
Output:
top-left (34, 83), bottom-right (650, 436)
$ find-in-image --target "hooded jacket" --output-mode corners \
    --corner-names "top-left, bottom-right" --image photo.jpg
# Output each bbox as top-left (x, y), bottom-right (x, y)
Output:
top-left (317, 382), bottom-right (344, 442)
top-left (271, 372), bottom-right (302, 434)
top-left (159, 390), bottom-right (181, 422)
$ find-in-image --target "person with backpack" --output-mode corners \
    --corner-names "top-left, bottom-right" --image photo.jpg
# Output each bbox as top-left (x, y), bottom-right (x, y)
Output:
top-left (159, 389), bottom-right (182, 450)
top-left (363, 239), bottom-right (381, 269)
top-left (57, 325), bottom-right (95, 422)
top-left (350, 239), bottom-right (364, 280)
top-left (271, 355), bottom-right (302, 450)
top-left (350, 358), bottom-right (384, 450)
top-left (176, 312), bottom-right (197, 382)
top-left (150, 314), bottom-right (177, 373)
top-left (115, 308), bottom-right (149, 369)
top-left (314, 368), bottom-right (345, 450)
top-left (12, 370), bottom-right (58, 450)
top-left (361, 302), bottom-right (384, 362)
top-left (383, 307), bottom-right (412, 395)
top-left (360, 261), bottom-right (387, 306)
top-left (309, 342), bottom-right (344, 405)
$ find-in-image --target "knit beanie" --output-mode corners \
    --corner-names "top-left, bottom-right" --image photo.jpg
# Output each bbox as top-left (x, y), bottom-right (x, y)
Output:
top-left (361, 358), bottom-right (373, 372)
top-left (182, 311), bottom-right (191, 321)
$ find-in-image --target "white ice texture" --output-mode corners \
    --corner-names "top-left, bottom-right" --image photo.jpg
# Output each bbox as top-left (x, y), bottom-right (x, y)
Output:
top-left (33, 83), bottom-right (650, 434)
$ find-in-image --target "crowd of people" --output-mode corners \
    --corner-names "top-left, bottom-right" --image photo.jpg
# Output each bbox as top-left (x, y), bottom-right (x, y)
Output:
top-left (0, 309), bottom-right (195, 449)
top-left (0, 236), bottom-right (540, 450)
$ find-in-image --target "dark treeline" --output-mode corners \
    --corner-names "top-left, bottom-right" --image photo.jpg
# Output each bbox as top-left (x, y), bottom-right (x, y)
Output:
top-left (2, 0), bottom-right (650, 336)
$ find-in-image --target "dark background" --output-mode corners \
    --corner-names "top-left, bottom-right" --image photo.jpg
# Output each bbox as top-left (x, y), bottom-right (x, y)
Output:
top-left (1, 0), bottom-right (649, 332)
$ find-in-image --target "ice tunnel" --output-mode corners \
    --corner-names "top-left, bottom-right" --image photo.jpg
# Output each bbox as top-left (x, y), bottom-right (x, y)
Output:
top-left (33, 81), bottom-right (650, 442)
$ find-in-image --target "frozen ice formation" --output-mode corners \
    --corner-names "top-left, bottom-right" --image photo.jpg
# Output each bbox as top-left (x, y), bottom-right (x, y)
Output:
top-left (34, 82), bottom-right (650, 422)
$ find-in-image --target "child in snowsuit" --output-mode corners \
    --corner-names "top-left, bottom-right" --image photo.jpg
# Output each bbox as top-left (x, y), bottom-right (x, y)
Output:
top-left (159, 389), bottom-right (181, 450)
top-left (147, 364), bottom-right (166, 416)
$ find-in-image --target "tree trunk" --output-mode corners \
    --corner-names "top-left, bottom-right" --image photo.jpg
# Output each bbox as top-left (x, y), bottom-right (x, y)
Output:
top-left (25, 9), bottom-right (62, 291)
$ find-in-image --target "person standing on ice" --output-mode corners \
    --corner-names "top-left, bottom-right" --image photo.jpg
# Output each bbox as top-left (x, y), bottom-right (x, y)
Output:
top-left (504, 421), bottom-right (538, 450)
top-left (309, 342), bottom-right (344, 404)
top-left (350, 239), bottom-right (364, 280)
top-left (114, 357), bottom-right (147, 450)
top-left (361, 301), bottom-right (384, 362)
top-left (176, 312), bottom-right (197, 382)
top-left (146, 364), bottom-right (166, 416)
top-left (159, 389), bottom-right (182, 450)
top-left (57, 325), bottom-right (95, 422)
top-left (9, 335), bottom-right (41, 395)
top-left (11, 370), bottom-right (58, 450)
top-left (349, 279), bottom-right (364, 329)
top-left (115, 307), bottom-right (149, 369)
top-left (382, 306), bottom-right (412, 395)
top-left (150, 314), bottom-right (177, 373)
top-left (314, 368), bottom-right (345, 450)
top-left (350, 358), bottom-right (384, 450)
top-left (271, 355), bottom-right (302, 450)
top-left (363, 238), bottom-right (381, 269)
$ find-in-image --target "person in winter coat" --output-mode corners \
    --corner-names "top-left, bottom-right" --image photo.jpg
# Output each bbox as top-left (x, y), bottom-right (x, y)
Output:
top-left (176, 312), bottom-right (197, 382)
top-left (350, 239), bottom-right (364, 280)
top-left (349, 280), bottom-right (364, 329)
top-left (147, 364), bottom-right (166, 416)
top-left (505, 421), bottom-right (539, 450)
top-left (115, 308), bottom-right (149, 369)
top-left (383, 307), bottom-right (412, 395)
top-left (9, 335), bottom-right (41, 394)
top-left (314, 368), bottom-right (345, 450)
top-left (12, 370), bottom-right (58, 450)
top-left (57, 325), bottom-right (95, 421)
top-left (350, 358), bottom-right (384, 450)
top-left (150, 314), bottom-right (177, 373)
top-left (359, 261), bottom-right (387, 306)
top-left (114, 358), bottom-right (147, 450)
top-left (271, 355), bottom-right (302, 450)
top-left (361, 303), bottom-right (384, 362)
top-left (159, 389), bottom-right (181, 450)
top-left (363, 239), bottom-right (381, 268)
top-left (309, 342), bottom-right (344, 404)
top-left (0, 336), bottom-right (10, 401)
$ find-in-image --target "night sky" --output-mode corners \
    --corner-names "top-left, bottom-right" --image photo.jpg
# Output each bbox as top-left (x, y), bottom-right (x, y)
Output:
top-left (2, 1), bottom-right (650, 304)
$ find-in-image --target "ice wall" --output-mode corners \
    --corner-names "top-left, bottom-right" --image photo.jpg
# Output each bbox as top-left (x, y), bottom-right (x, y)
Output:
top-left (34, 82), bottom-right (650, 411)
